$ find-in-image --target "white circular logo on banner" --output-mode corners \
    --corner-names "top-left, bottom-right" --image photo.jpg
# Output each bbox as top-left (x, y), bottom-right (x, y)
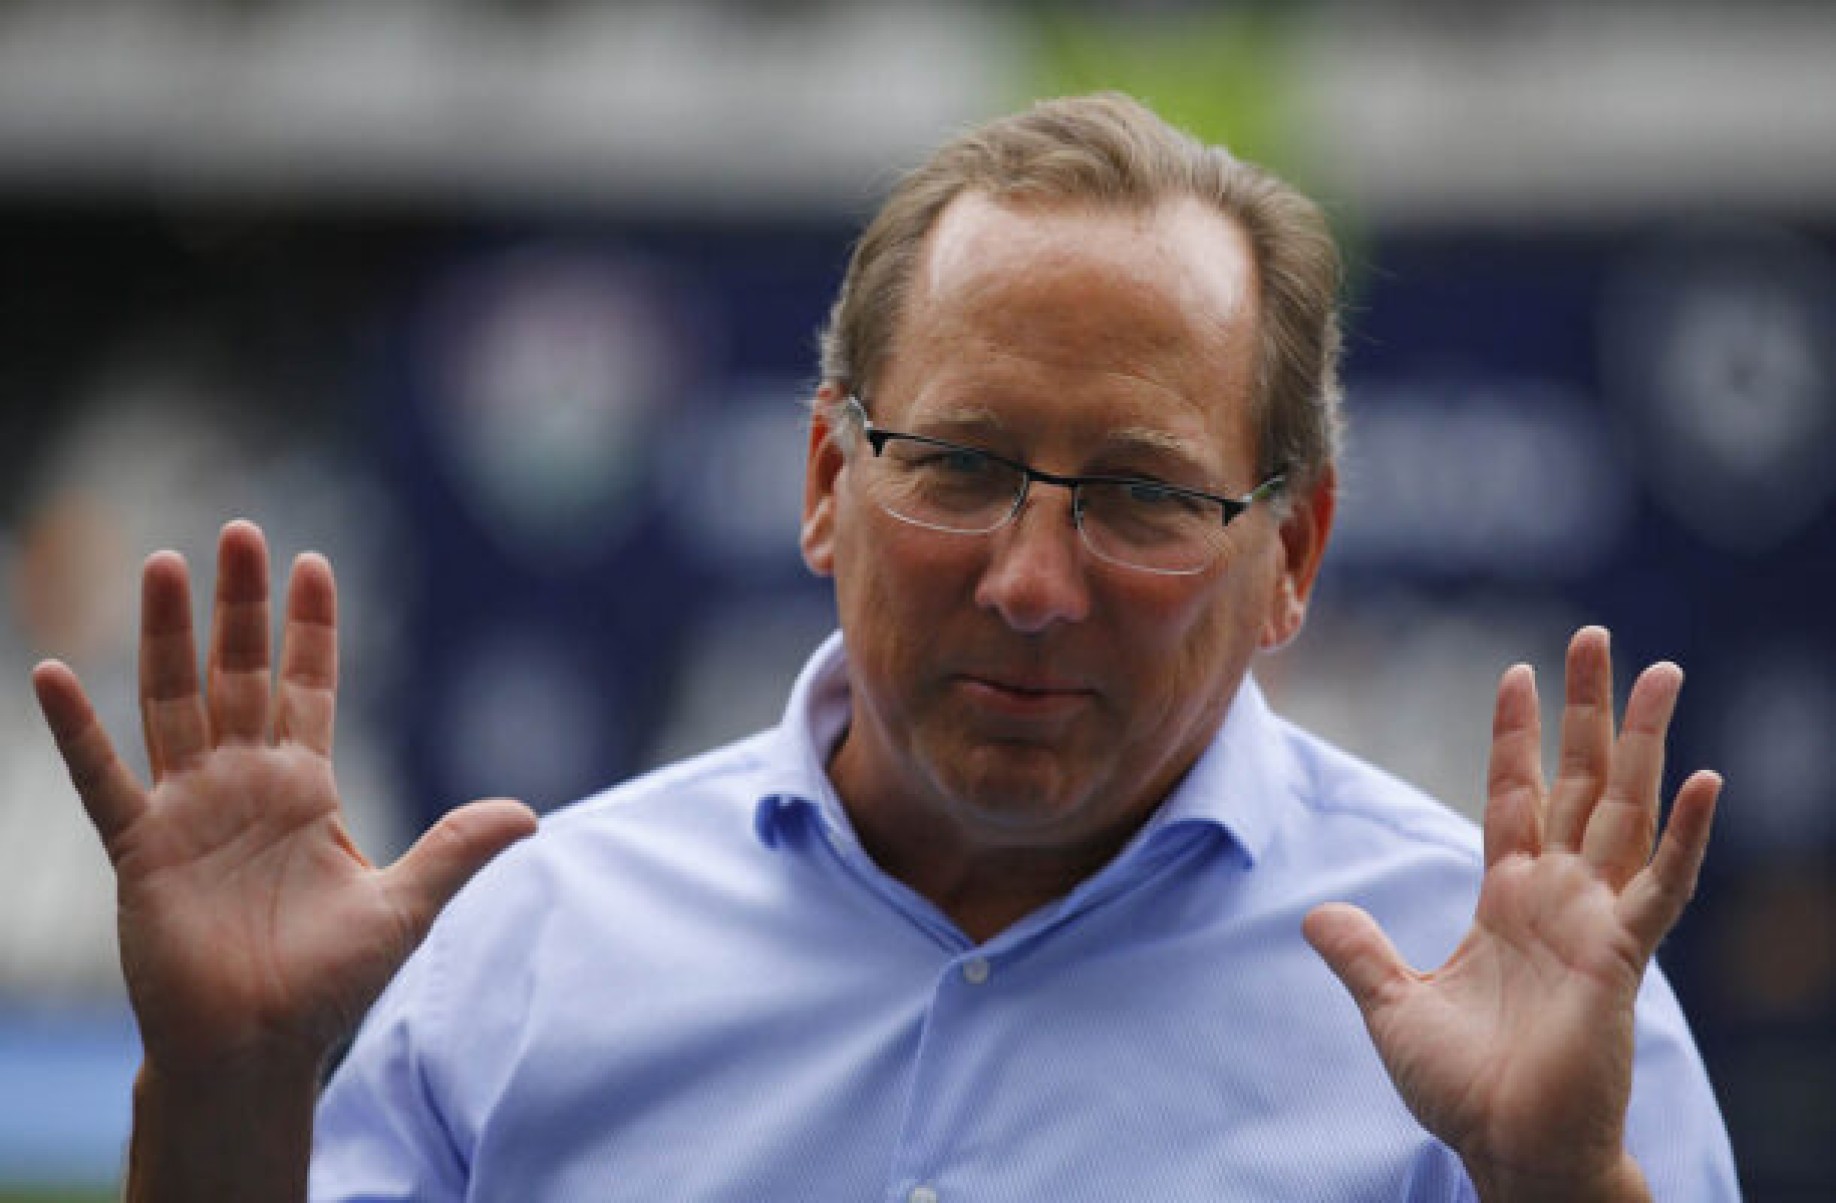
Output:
top-left (419, 247), bottom-right (698, 562)
top-left (1601, 221), bottom-right (1836, 553)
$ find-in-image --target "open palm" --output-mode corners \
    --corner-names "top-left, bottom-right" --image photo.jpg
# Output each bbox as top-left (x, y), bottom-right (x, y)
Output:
top-left (1304, 628), bottom-right (1720, 1201)
top-left (34, 521), bottom-right (537, 1078)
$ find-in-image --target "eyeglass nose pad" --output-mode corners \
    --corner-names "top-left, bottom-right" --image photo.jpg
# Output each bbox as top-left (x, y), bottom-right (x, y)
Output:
top-left (1005, 476), bottom-right (1034, 527)
top-left (1011, 479), bottom-right (1085, 534)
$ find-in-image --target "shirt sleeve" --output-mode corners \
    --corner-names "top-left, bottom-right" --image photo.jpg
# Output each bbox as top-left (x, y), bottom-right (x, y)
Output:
top-left (309, 928), bottom-right (468, 1203)
top-left (1623, 964), bottom-right (1741, 1200)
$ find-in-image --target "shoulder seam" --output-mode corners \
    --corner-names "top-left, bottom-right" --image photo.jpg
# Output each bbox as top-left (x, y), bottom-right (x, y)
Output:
top-left (1280, 720), bottom-right (1482, 863)
top-left (539, 731), bottom-right (779, 830)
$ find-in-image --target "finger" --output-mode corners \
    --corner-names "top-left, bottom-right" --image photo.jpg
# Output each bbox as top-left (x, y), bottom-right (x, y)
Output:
top-left (139, 551), bottom-right (209, 778)
top-left (1302, 902), bottom-right (1416, 1019)
top-left (207, 520), bottom-right (273, 745)
top-left (1547, 626), bottom-right (1614, 852)
top-left (274, 553), bottom-right (339, 757)
top-left (33, 660), bottom-right (149, 851)
top-left (381, 800), bottom-right (540, 945)
top-left (1581, 661), bottom-right (1681, 888)
top-left (1619, 769), bottom-right (1721, 952)
top-left (1484, 662), bottom-right (1545, 869)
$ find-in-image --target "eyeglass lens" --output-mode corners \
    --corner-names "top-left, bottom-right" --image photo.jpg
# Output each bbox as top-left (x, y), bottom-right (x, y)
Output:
top-left (861, 439), bottom-right (1236, 574)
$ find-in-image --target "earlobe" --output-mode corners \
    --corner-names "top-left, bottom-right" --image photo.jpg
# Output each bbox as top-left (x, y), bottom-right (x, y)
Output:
top-left (1259, 465), bottom-right (1336, 652)
top-left (800, 388), bottom-right (848, 578)
top-left (1259, 576), bottom-right (1305, 652)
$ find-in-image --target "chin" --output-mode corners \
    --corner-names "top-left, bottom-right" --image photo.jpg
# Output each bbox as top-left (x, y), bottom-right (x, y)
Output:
top-left (936, 746), bottom-right (1097, 832)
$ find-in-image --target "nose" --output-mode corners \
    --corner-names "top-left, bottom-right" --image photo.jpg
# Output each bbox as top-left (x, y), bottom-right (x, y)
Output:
top-left (972, 487), bottom-right (1092, 633)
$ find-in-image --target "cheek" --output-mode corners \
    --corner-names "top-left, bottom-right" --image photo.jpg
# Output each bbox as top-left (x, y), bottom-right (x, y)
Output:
top-left (1122, 544), bottom-right (1279, 710)
top-left (833, 510), bottom-right (976, 657)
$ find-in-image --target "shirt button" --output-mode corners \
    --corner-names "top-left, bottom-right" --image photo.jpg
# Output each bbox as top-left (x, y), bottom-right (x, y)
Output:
top-left (909, 1188), bottom-right (939, 1203)
top-left (962, 957), bottom-right (991, 985)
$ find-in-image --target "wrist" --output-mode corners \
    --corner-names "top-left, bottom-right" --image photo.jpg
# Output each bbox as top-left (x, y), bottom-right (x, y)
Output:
top-left (136, 1047), bottom-right (324, 1104)
top-left (127, 1055), bottom-right (322, 1203)
top-left (1466, 1150), bottom-right (1650, 1203)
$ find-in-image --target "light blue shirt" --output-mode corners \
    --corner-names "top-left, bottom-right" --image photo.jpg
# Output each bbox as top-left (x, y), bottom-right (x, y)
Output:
top-left (313, 633), bottom-right (1738, 1201)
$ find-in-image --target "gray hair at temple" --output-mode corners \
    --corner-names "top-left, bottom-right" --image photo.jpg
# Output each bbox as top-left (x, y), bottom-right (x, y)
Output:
top-left (817, 92), bottom-right (1344, 486)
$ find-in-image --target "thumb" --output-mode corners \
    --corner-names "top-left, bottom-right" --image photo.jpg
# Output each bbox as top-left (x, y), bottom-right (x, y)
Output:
top-left (1302, 902), bottom-right (1415, 1018)
top-left (383, 799), bottom-right (540, 943)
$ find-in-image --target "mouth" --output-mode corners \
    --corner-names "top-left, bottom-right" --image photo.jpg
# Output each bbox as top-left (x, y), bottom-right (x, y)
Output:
top-left (955, 673), bottom-right (1097, 719)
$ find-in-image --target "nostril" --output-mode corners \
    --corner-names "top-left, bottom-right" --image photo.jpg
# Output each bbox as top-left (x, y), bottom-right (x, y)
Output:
top-left (974, 509), bottom-right (1093, 633)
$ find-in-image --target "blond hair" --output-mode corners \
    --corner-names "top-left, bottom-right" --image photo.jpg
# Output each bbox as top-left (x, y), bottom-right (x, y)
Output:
top-left (819, 92), bottom-right (1343, 484)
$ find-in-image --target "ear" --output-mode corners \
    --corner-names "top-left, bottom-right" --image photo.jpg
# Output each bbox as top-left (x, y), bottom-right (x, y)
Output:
top-left (1259, 464), bottom-right (1336, 652)
top-left (800, 383), bottom-right (850, 578)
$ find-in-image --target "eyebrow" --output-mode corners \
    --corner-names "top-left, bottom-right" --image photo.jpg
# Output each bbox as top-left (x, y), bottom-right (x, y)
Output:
top-left (903, 403), bottom-right (1008, 435)
top-left (1098, 425), bottom-right (1199, 460)
top-left (1087, 426), bottom-right (1219, 484)
top-left (910, 409), bottom-right (1194, 454)
top-left (902, 406), bottom-right (1216, 482)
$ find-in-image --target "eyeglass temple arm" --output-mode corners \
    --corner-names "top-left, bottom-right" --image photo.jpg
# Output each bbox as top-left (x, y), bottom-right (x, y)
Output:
top-left (1216, 472), bottom-right (1287, 525)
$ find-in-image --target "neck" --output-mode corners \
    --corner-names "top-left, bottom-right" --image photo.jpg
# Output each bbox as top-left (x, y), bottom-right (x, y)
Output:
top-left (829, 735), bottom-right (1148, 945)
top-left (864, 822), bottom-right (1124, 944)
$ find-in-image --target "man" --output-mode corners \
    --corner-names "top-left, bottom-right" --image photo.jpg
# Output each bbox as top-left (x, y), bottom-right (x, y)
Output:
top-left (34, 94), bottom-right (1735, 1200)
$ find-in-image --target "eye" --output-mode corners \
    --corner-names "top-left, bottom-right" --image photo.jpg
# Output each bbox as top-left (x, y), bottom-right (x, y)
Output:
top-left (1121, 480), bottom-right (1205, 513)
top-left (899, 444), bottom-right (994, 475)
top-left (935, 447), bottom-right (994, 475)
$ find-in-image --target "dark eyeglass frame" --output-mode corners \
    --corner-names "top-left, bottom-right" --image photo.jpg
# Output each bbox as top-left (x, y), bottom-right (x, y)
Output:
top-left (842, 394), bottom-right (1286, 537)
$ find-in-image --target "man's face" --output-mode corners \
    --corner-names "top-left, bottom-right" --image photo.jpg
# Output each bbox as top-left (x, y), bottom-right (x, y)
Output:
top-left (802, 192), bottom-right (1331, 865)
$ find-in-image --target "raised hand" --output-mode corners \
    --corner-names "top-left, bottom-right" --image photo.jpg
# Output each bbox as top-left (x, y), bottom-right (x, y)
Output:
top-left (1303, 627), bottom-right (1721, 1202)
top-left (33, 521), bottom-right (538, 1082)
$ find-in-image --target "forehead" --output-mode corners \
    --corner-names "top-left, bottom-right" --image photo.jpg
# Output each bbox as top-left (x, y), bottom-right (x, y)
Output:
top-left (880, 192), bottom-right (1262, 464)
top-left (921, 191), bottom-right (1255, 318)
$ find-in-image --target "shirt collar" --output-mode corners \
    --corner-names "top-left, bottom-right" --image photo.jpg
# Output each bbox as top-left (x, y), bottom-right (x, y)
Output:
top-left (752, 631), bottom-right (1291, 867)
top-left (1132, 669), bottom-right (1289, 867)
top-left (752, 631), bottom-right (855, 847)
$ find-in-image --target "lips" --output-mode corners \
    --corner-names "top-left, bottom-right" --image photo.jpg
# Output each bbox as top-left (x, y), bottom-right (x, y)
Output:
top-left (972, 674), bottom-right (1088, 695)
top-left (955, 672), bottom-right (1096, 720)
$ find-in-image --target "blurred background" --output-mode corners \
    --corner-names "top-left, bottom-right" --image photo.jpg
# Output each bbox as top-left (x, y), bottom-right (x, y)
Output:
top-left (0, 0), bottom-right (1831, 1198)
